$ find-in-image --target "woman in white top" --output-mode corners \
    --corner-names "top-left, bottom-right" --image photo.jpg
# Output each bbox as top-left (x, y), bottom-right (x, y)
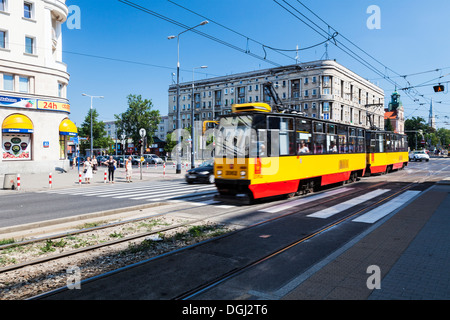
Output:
top-left (125, 156), bottom-right (133, 183)
top-left (83, 157), bottom-right (93, 184)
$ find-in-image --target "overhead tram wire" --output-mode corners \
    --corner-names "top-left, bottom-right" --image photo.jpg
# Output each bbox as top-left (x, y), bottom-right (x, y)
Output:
top-left (292, 0), bottom-right (434, 108)
top-left (272, 0), bottom-right (399, 88)
top-left (118, 0), bottom-right (283, 67)
top-left (166, 0), bottom-right (299, 63)
top-left (274, 0), bottom-right (432, 111)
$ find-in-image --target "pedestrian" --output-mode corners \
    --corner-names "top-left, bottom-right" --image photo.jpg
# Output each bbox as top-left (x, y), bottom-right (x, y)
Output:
top-left (92, 156), bottom-right (98, 173)
top-left (103, 156), bottom-right (117, 183)
top-left (83, 157), bottom-right (93, 184)
top-left (125, 156), bottom-right (133, 183)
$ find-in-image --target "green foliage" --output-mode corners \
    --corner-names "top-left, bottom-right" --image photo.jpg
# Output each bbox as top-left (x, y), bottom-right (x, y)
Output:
top-left (115, 94), bottom-right (161, 151)
top-left (405, 116), bottom-right (450, 150)
top-left (77, 108), bottom-right (113, 154)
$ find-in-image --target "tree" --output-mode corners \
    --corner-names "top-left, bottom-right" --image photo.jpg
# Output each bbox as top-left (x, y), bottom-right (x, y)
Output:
top-left (384, 118), bottom-right (394, 132)
top-left (405, 116), bottom-right (427, 150)
top-left (164, 132), bottom-right (177, 157)
top-left (115, 94), bottom-right (160, 153)
top-left (77, 108), bottom-right (112, 155)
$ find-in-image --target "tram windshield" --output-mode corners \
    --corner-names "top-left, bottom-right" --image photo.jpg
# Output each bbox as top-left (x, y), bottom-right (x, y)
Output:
top-left (215, 115), bottom-right (254, 158)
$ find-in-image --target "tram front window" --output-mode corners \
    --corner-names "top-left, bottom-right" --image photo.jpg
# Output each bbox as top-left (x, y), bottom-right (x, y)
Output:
top-left (216, 115), bottom-right (254, 159)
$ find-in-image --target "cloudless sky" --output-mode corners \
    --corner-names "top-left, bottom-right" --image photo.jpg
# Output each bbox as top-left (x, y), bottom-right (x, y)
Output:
top-left (64, 0), bottom-right (450, 130)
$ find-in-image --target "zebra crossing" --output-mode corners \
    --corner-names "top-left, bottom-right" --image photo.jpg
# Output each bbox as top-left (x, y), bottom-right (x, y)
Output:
top-left (39, 181), bottom-right (219, 203)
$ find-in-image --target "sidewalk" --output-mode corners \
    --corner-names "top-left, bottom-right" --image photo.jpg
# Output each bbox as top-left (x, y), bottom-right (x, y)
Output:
top-left (0, 164), bottom-right (187, 194)
top-left (281, 178), bottom-right (450, 300)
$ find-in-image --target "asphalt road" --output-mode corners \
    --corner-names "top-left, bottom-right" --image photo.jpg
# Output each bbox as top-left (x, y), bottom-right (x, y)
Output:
top-left (0, 180), bottom-right (218, 229)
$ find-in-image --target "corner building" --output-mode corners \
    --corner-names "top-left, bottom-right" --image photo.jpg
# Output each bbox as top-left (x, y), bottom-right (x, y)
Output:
top-left (0, 0), bottom-right (76, 174)
top-left (168, 60), bottom-right (385, 132)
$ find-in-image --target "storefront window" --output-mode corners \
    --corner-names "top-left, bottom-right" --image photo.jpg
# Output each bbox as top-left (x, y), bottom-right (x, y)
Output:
top-left (59, 135), bottom-right (66, 159)
top-left (2, 134), bottom-right (32, 161)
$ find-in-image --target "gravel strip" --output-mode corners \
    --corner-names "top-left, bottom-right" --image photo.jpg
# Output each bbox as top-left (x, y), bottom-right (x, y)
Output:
top-left (0, 216), bottom-right (231, 300)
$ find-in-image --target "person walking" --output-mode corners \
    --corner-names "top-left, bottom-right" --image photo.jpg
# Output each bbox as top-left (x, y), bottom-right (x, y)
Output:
top-left (125, 156), bottom-right (133, 183)
top-left (83, 157), bottom-right (93, 184)
top-left (103, 156), bottom-right (117, 183)
top-left (92, 156), bottom-right (98, 174)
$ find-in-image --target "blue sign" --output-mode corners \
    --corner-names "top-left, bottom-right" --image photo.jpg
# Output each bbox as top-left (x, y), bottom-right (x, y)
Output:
top-left (43, 141), bottom-right (49, 148)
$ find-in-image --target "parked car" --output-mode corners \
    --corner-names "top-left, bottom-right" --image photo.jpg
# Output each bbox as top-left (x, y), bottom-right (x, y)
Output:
top-left (112, 156), bottom-right (125, 167)
top-left (130, 155), bottom-right (142, 165)
top-left (185, 160), bottom-right (215, 184)
top-left (409, 150), bottom-right (430, 162)
top-left (144, 154), bottom-right (164, 164)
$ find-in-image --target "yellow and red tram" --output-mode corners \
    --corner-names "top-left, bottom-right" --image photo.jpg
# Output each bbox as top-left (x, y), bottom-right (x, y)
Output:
top-left (213, 103), bottom-right (408, 203)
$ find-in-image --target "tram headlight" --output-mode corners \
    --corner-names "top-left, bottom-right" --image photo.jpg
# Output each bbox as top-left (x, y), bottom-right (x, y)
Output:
top-left (240, 171), bottom-right (246, 176)
top-left (217, 170), bottom-right (222, 175)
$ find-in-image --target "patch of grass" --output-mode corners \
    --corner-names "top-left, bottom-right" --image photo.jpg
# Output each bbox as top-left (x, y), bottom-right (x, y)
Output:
top-left (77, 221), bottom-right (107, 230)
top-left (39, 239), bottom-right (67, 253)
top-left (0, 238), bottom-right (15, 246)
top-left (109, 232), bottom-right (123, 239)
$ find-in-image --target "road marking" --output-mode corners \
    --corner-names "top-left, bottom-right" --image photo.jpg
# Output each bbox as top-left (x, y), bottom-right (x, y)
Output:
top-left (352, 190), bottom-right (421, 223)
top-left (307, 189), bottom-right (391, 219)
top-left (260, 188), bottom-right (353, 213)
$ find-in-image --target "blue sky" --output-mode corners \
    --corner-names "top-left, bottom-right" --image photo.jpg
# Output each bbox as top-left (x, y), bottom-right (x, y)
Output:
top-left (64, 0), bottom-right (450, 129)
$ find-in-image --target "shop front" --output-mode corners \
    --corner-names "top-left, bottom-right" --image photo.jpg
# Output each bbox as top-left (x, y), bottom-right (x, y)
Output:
top-left (0, 97), bottom-right (76, 175)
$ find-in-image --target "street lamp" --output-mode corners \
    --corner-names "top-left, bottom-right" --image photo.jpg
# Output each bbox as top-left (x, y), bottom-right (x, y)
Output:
top-left (191, 66), bottom-right (208, 169)
top-left (82, 93), bottom-right (104, 157)
top-left (168, 20), bottom-right (209, 174)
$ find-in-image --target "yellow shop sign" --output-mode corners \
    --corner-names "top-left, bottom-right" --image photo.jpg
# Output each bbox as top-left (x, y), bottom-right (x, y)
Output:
top-left (38, 101), bottom-right (71, 112)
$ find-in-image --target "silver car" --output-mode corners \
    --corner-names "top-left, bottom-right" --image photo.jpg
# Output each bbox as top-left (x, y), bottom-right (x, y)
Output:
top-left (409, 150), bottom-right (430, 162)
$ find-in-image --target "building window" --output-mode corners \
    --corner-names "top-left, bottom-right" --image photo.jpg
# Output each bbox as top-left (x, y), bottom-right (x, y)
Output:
top-left (24, 2), bottom-right (33, 19)
top-left (25, 36), bottom-right (35, 54)
top-left (323, 102), bottom-right (330, 112)
top-left (58, 82), bottom-right (64, 97)
top-left (3, 74), bottom-right (13, 91)
top-left (0, 30), bottom-right (6, 49)
top-left (19, 76), bottom-right (29, 93)
top-left (0, 0), bottom-right (6, 12)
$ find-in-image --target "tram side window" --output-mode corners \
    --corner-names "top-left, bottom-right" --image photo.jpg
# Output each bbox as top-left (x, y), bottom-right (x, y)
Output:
top-left (376, 133), bottom-right (385, 153)
top-left (267, 116), bottom-right (295, 156)
top-left (251, 115), bottom-right (267, 157)
top-left (296, 118), bottom-right (312, 154)
top-left (348, 128), bottom-right (356, 153)
top-left (338, 125), bottom-right (347, 153)
top-left (385, 134), bottom-right (392, 152)
top-left (327, 124), bottom-right (338, 153)
top-left (356, 129), bottom-right (365, 153)
top-left (313, 121), bottom-right (325, 154)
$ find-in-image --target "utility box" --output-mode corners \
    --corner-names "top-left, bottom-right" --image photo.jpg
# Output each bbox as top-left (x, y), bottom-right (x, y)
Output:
top-left (3, 174), bottom-right (17, 190)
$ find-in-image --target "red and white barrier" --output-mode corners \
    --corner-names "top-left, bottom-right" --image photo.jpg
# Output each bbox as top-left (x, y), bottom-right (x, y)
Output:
top-left (104, 170), bottom-right (107, 183)
top-left (17, 174), bottom-right (21, 191)
top-left (163, 163), bottom-right (166, 177)
top-left (79, 172), bottom-right (82, 185)
top-left (49, 173), bottom-right (52, 188)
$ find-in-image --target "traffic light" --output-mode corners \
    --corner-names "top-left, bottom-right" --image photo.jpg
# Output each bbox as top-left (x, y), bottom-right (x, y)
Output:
top-left (433, 84), bottom-right (445, 92)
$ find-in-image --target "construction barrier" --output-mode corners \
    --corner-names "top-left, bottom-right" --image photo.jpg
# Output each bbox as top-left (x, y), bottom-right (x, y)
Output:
top-left (17, 174), bottom-right (20, 191)
top-left (49, 173), bottom-right (52, 188)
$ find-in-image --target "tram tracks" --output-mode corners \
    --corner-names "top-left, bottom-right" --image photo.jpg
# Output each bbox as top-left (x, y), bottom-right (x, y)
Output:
top-left (1, 167), bottom-right (433, 300)
top-left (173, 180), bottom-right (426, 300)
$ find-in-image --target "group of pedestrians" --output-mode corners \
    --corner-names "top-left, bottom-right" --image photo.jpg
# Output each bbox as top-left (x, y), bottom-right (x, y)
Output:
top-left (81, 156), bottom-right (134, 184)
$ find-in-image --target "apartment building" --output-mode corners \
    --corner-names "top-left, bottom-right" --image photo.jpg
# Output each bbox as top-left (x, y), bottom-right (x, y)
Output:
top-left (0, 0), bottom-right (74, 175)
top-left (168, 60), bottom-right (385, 132)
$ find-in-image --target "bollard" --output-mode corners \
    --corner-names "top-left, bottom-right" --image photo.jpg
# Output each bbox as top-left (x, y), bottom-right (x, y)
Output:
top-left (79, 172), bottom-right (82, 185)
top-left (49, 173), bottom-right (52, 188)
top-left (163, 163), bottom-right (166, 177)
top-left (154, 163), bottom-right (157, 169)
top-left (104, 170), bottom-right (107, 183)
top-left (17, 174), bottom-right (21, 191)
